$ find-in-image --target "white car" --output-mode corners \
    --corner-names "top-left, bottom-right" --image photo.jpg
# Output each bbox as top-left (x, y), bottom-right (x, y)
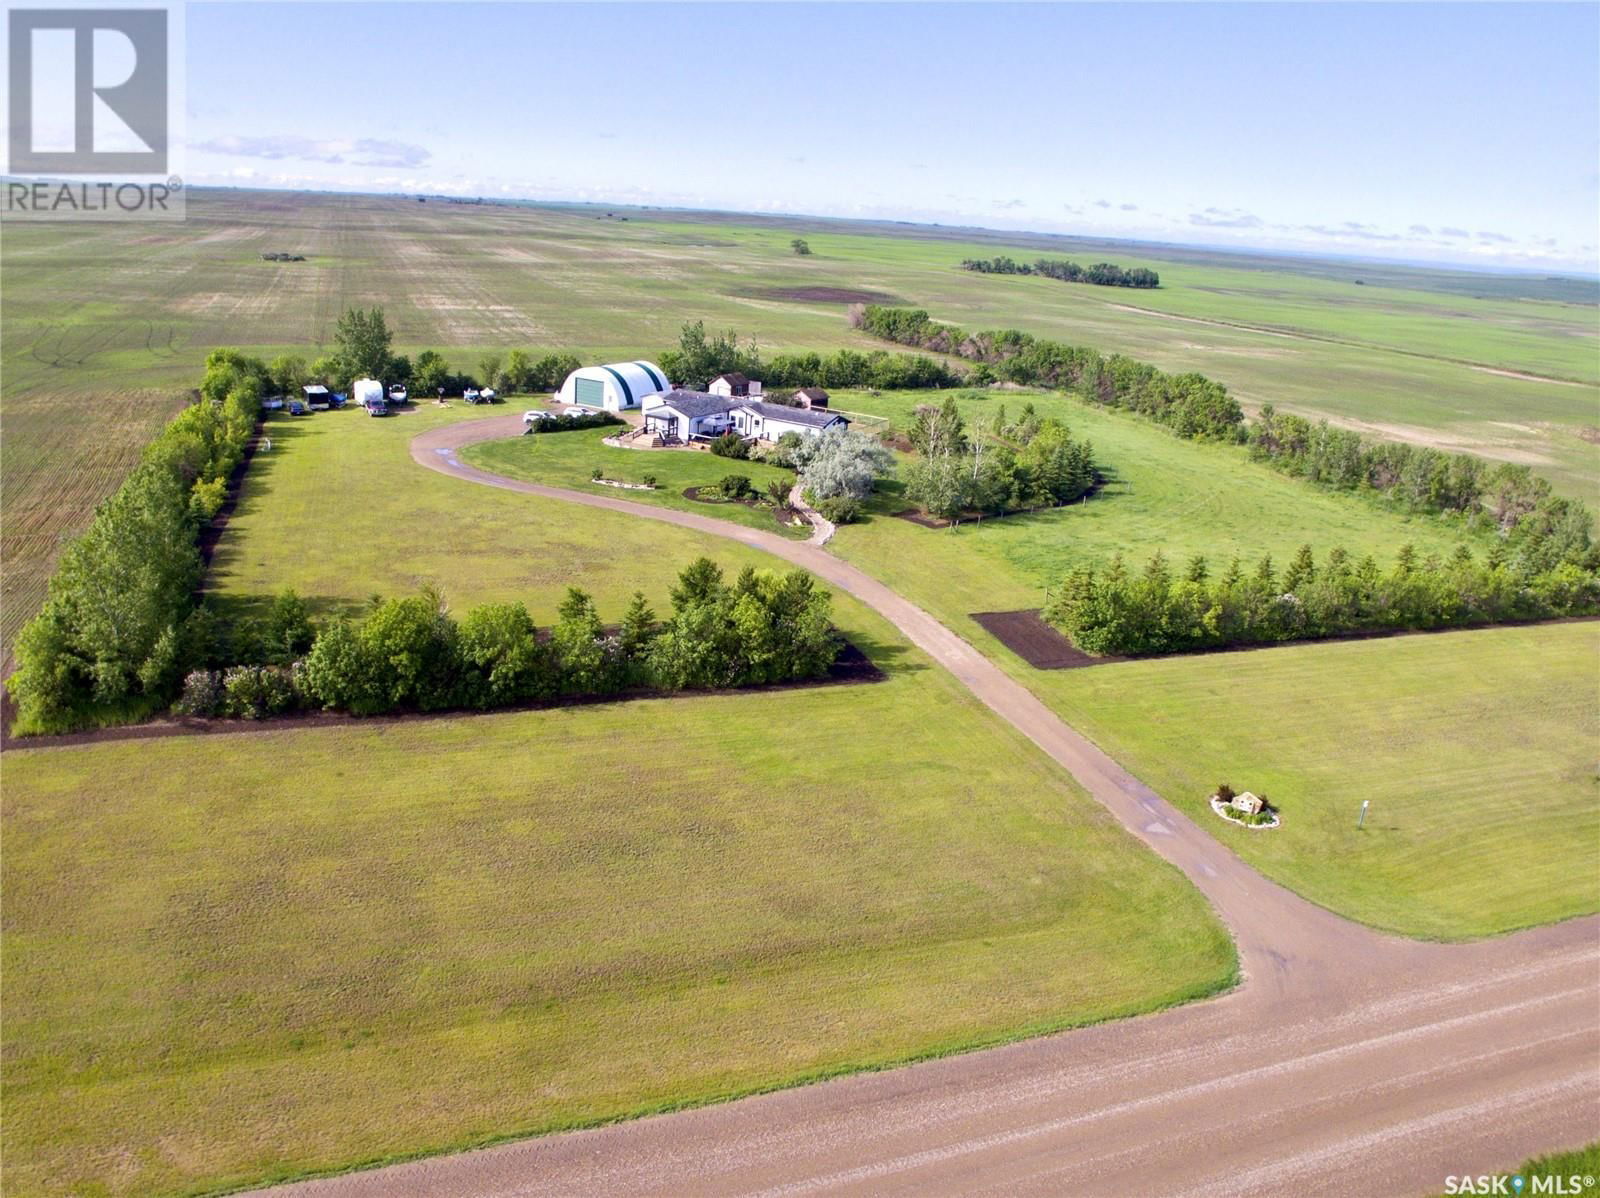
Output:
top-left (523, 409), bottom-right (552, 424)
top-left (562, 406), bottom-right (590, 417)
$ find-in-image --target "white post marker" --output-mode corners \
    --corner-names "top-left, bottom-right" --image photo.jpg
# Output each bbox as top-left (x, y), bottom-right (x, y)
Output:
top-left (1358, 799), bottom-right (1369, 829)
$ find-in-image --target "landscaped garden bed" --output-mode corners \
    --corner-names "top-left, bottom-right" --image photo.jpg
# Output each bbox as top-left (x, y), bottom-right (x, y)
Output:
top-left (1208, 784), bottom-right (1280, 829)
top-left (684, 475), bottom-right (809, 531)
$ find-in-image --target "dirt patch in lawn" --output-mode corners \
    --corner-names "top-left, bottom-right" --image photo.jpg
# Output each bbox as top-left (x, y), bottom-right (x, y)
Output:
top-left (748, 286), bottom-right (901, 305)
top-left (971, 610), bottom-right (1121, 670)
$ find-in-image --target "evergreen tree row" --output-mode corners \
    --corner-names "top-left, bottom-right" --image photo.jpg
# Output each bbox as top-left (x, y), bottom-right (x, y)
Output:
top-left (1044, 544), bottom-right (1599, 656)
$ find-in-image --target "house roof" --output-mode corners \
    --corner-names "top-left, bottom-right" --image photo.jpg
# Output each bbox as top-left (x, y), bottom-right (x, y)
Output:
top-left (741, 401), bottom-right (846, 429)
top-left (711, 372), bottom-right (749, 388)
top-left (795, 386), bottom-right (830, 401)
top-left (649, 390), bottom-right (740, 419)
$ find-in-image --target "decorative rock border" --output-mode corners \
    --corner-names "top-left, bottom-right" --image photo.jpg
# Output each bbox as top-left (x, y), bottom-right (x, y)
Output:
top-left (592, 478), bottom-right (658, 492)
top-left (1209, 796), bottom-right (1281, 830)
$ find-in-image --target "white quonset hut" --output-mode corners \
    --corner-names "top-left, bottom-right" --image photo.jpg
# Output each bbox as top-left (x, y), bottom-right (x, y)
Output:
top-left (555, 361), bottom-right (669, 412)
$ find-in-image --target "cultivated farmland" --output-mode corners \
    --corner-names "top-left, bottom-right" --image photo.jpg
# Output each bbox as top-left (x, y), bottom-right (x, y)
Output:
top-left (2, 619), bottom-right (1234, 1196)
top-left (4, 188), bottom-right (1596, 654)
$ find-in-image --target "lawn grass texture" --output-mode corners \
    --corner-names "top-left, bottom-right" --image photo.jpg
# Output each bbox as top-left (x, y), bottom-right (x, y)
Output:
top-left (462, 425), bottom-right (812, 539)
top-left (4, 189), bottom-right (1596, 653)
top-left (1027, 621), bottom-right (1600, 940)
top-left (264, 402), bottom-right (1596, 941)
top-left (211, 405), bottom-right (800, 621)
top-left (2, 671), bottom-right (1235, 1197)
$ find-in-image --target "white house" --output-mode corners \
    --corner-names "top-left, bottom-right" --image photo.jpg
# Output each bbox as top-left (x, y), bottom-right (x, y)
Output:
top-left (641, 390), bottom-right (740, 442)
top-left (732, 401), bottom-right (849, 441)
top-left (641, 391), bottom-right (850, 444)
top-left (556, 360), bottom-right (669, 412)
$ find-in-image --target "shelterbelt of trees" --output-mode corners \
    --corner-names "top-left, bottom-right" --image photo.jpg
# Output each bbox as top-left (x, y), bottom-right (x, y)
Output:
top-left (173, 560), bottom-right (840, 722)
top-left (959, 256), bottom-right (1161, 289)
top-left (1044, 543), bottom-right (1600, 656)
top-left (4, 339), bottom-right (844, 734)
top-left (659, 321), bottom-right (960, 393)
top-left (854, 305), bottom-right (1596, 568)
top-left (7, 349), bottom-right (269, 733)
top-left (854, 304), bottom-right (1245, 441)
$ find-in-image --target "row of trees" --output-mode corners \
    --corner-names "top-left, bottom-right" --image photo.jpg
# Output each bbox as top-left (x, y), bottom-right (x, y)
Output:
top-left (855, 307), bottom-right (1596, 574)
top-left (265, 307), bottom-right (582, 398)
top-left (1248, 406), bottom-right (1596, 573)
top-left (902, 398), bottom-right (1097, 521)
top-left (960, 257), bottom-right (1161, 288)
top-left (175, 560), bottom-right (841, 719)
top-left (1044, 544), bottom-right (1599, 656)
top-left (659, 321), bottom-right (959, 392)
top-left (8, 349), bottom-right (272, 732)
top-left (853, 306), bottom-right (1245, 441)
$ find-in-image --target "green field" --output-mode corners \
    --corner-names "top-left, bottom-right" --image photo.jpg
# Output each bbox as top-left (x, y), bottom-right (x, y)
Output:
top-left (2, 621), bottom-right (1234, 1198)
top-left (5, 188), bottom-right (1598, 1192)
top-left (1028, 621), bottom-right (1600, 939)
top-left (450, 393), bottom-right (1597, 939)
top-left (4, 188), bottom-right (1596, 654)
top-left (461, 387), bottom-right (1496, 647)
top-left (465, 424), bottom-right (812, 539)
top-left (212, 405), bottom-right (804, 621)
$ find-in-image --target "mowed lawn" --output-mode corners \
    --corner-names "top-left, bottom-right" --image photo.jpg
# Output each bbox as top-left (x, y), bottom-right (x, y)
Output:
top-left (463, 425), bottom-right (813, 539)
top-left (1029, 621), bottom-right (1600, 940)
top-left (213, 404), bottom-right (804, 623)
top-left (2, 669), bottom-right (1235, 1197)
top-left (831, 387), bottom-right (1484, 642)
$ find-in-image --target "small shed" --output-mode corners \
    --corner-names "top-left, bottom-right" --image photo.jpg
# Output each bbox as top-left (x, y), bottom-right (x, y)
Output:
top-left (794, 386), bottom-right (830, 409)
top-left (556, 361), bottom-right (669, 411)
top-left (708, 372), bottom-right (761, 399)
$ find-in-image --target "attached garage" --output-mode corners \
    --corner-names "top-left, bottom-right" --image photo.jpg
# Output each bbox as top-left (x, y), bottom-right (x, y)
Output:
top-left (555, 360), bottom-right (669, 411)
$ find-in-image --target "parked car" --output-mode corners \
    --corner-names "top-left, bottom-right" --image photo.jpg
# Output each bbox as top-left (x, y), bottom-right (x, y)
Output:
top-left (463, 388), bottom-right (482, 404)
top-left (387, 385), bottom-right (408, 404)
top-left (330, 392), bottom-right (348, 409)
top-left (562, 406), bottom-right (589, 417)
top-left (288, 399), bottom-right (307, 416)
top-left (364, 397), bottom-right (389, 417)
top-left (523, 409), bottom-right (552, 424)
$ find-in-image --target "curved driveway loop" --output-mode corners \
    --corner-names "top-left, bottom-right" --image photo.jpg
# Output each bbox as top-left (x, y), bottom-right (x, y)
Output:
top-left (255, 415), bottom-right (1600, 1197)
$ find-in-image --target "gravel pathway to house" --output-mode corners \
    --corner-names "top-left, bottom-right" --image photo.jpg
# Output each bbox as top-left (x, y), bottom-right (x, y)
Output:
top-left (277, 413), bottom-right (1600, 1198)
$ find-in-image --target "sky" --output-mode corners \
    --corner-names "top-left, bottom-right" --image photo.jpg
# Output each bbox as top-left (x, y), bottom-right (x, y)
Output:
top-left (184, 2), bottom-right (1600, 272)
